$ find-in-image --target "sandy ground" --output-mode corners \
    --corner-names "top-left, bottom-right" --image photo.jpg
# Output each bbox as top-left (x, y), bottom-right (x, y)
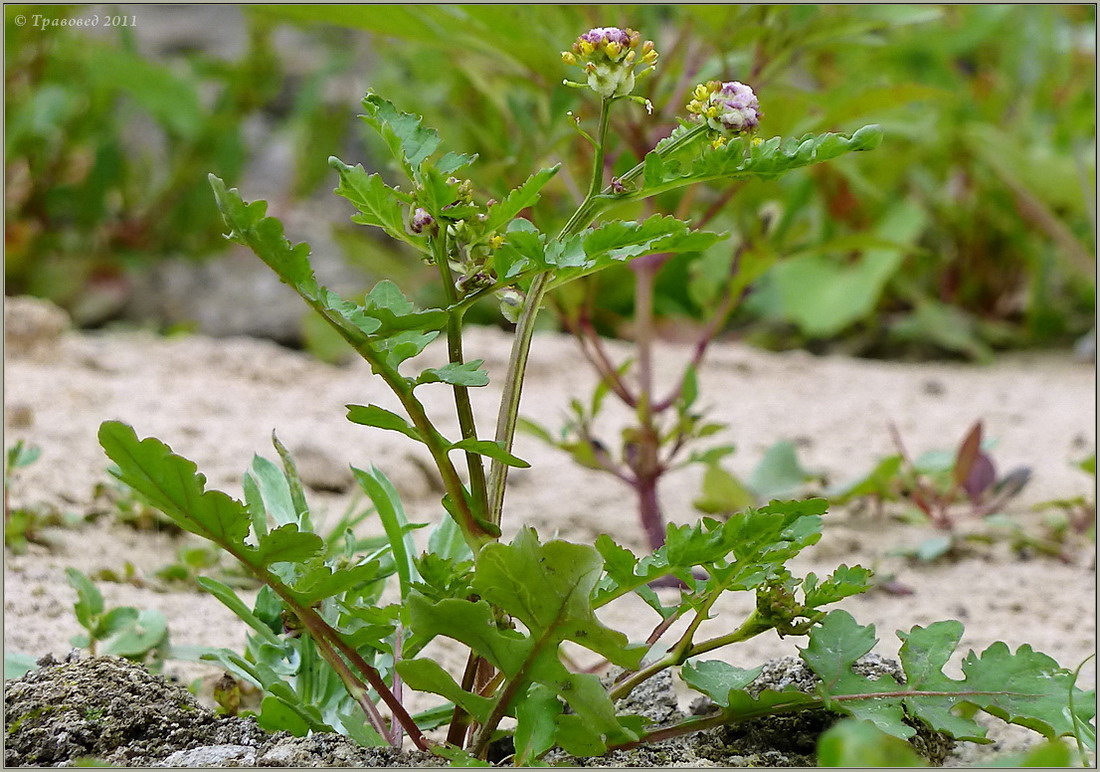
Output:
top-left (3, 298), bottom-right (1096, 762)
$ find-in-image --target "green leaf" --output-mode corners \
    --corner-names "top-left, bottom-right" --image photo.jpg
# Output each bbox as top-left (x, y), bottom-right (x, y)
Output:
top-left (251, 523), bottom-right (324, 566)
top-left (271, 433), bottom-right (311, 532)
top-left (513, 684), bottom-right (563, 765)
top-left (694, 462), bottom-right (756, 514)
top-left (396, 658), bottom-right (493, 724)
top-left (257, 695), bottom-right (313, 737)
top-left (352, 466), bottom-right (419, 598)
top-left (410, 530), bottom-right (646, 752)
top-left (247, 455), bottom-right (298, 527)
top-left (759, 200), bottom-right (926, 338)
top-left (100, 610), bottom-right (168, 658)
top-left (802, 565), bottom-right (875, 608)
top-left (359, 92), bottom-right (441, 179)
top-left (547, 215), bottom-right (724, 289)
top-left (287, 560), bottom-right (385, 606)
top-left (329, 157), bottom-right (428, 253)
top-left (345, 404), bottom-right (424, 443)
top-left (450, 438), bottom-right (530, 468)
top-left (5, 652), bottom-right (38, 680)
top-left (476, 166), bottom-right (560, 244)
top-left (630, 125), bottom-right (883, 200)
top-left (749, 441), bottom-right (815, 499)
top-left (680, 660), bottom-right (763, 706)
top-left (66, 568), bottom-right (104, 631)
top-left (473, 529), bottom-right (647, 670)
top-left (99, 422), bottom-right (251, 552)
top-left (436, 151), bottom-right (478, 175)
top-left (802, 611), bottom-right (1098, 744)
top-left (417, 360), bottom-right (490, 387)
top-left (196, 576), bottom-right (282, 648)
top-left (826, 455), bottom-right (903, 504)
top-left (817, 719), bottom-right (927, 767)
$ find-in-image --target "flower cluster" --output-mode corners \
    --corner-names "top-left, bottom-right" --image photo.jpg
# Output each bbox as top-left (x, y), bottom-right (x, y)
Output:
top-left (687, 81), bottom-right (762, 147)
top-left (562, 27), bottom-right (658, 99)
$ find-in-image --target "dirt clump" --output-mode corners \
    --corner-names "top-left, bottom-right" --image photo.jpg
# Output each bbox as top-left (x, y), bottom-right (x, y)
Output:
top-left (5, 655), bottom-right (267, 766)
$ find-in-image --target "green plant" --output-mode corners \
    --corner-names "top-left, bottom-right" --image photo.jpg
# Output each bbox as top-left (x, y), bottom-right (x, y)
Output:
top-left (96, 26), bottom-right (1093, 764)
top-left (65, 568), bottom-right (168, 661)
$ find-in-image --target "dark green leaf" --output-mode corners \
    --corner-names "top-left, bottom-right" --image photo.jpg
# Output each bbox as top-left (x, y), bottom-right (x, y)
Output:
top-left (417, 360), bottom-right (490, 388)
top-left (359, 92), bottom-right (441, 179)
top-left (99, 422), bottom-right (251, 552)
top-left (476, 166), bottom-right (560, 244)
top-left (450, 438), bottom-right (530, 468)
top-left (396, 658), bottom-right (493, 724)
top-left (346, 404), bottom-right (424, 443)
top-left (329, 157), bottom-right (428, 253)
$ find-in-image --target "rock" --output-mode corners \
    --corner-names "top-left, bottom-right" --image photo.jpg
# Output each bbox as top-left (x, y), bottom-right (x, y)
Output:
top-left (4, 295), bottom-right (70, 358)
top-left (157, 744), bottom-right (257, 767)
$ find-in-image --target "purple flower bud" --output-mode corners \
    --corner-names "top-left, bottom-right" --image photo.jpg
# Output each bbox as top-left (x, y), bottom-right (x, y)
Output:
top-left (580, 27), bottom-right (631, 47)
top-left (410, 207), bottom-right (434, 234)
top-left (687, 80), bottom-right (762, 138)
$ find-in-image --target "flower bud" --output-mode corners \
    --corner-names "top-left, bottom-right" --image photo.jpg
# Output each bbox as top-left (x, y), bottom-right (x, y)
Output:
top-left (562, 26), bottom-right (658, 99)
top-left (410, 207), bottom-right (434, 234)
top-left (687, 80), bottom-right (761, 145)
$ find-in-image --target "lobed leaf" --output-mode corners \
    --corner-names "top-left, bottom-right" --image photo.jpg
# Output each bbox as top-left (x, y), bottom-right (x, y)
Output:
top-left (417, 360), bottom-right (490, 388)
top-left (626, 125), bottom-right (883, 201)
top-left (99, 421), bottom-right (251, 551)
top-left (474, 166), bottom-right (560, 246)
top-left (359, 92), bottom-right (441, 180)
top-left (329, 157), bottom-right (428, 253)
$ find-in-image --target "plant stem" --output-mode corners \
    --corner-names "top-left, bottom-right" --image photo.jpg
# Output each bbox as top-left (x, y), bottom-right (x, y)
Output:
top-left (431, 230), bottom-right (488, 517)
top-left (308, 297), bottom-right (494, 551)
top-left (485, 98), bottom-right (614, 527)
top-left (609, 607), bottom-right (770, 702)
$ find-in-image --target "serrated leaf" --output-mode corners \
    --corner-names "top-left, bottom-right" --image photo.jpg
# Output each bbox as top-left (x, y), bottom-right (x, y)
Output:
top-left (802, 565), bottom-right (875, 609)
top-left (476, 166), bottom-right (560, 244)
top-left (680, 660), bottom-right (763, 706)
top-left (359, 92), bottom-right (441, 179)
top-left (474, 529), bottom-right (646, 669)
top-left (346, 404), bottom-right (424, 443)
top-left (417, 360), bottom-right (490, 387)
top-left (629, 125), bottom-right (883, 200)
top-left (436, 151), bottom-right (478, 175)
top-left (329, 157), bottom-right (428, 253)
top-left (99, 422), bottom-right (251, 552)
top-left (547, 215), bottom-right (723, 289)
top-left (450, 438), bottom-right (530, 468)
top-left (802, 611), bottom-right (1097, 745)
top-left (250, 523), bottom-right (324, 566)
top-left (288, 559), bottom-right (386, 606)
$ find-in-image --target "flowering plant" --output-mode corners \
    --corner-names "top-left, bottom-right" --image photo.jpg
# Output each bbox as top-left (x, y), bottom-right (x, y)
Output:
top-left (96, 25), bottom-right (1092, 766)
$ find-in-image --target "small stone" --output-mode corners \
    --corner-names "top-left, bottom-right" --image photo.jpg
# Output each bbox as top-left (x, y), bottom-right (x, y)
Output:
top-left (4, 296), bottom-right (70, 358)
top-left (157, 744), bottom-right (256, 767)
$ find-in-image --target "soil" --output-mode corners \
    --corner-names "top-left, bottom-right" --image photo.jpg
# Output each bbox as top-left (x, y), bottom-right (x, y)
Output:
top-left (3, 296), bottom-right (1096, 766)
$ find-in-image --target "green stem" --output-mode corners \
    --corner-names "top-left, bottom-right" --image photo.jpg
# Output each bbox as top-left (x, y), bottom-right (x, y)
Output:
top-left (308, 297), bottom-right (494, 552)
top-left (485, 99), bottom-right (615, 527)
top-left (609, 608), bottom-right (771, 702)
top-left (431, 230), bottom-right (489, 518)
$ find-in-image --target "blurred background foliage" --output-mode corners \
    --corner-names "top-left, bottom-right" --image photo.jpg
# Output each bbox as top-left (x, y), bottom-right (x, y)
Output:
top-left (5, 4), bottom-right (1095, 358)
